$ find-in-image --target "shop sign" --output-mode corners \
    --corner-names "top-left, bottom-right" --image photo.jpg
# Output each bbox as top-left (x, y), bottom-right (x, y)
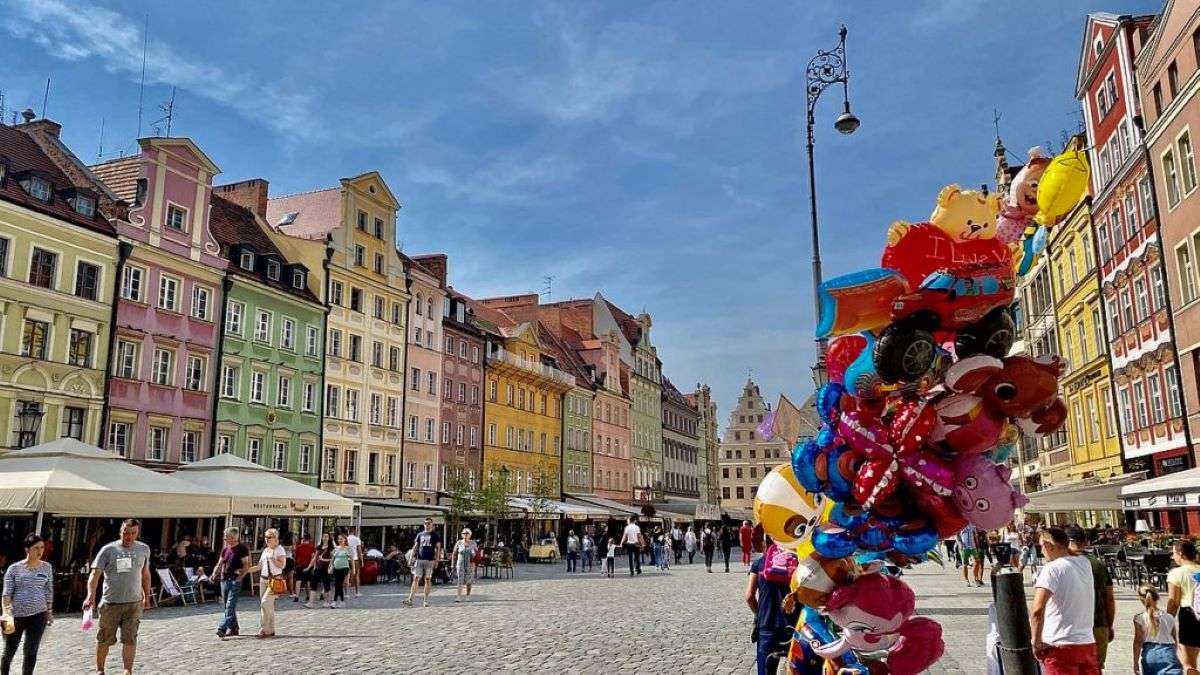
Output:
top-left (1123, 497), bottom-right (1141, 508)
top-left (1159, 456), bottom-right (1189, 474)
top-left (1126, 457), bottom-right (1151, 473)
top-left (1166, 493), bottom-right (1188, 506)
top-left (695, 503), bottom-right (721, 520)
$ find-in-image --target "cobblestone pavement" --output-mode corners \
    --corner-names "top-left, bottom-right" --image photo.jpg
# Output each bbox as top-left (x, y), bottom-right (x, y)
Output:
top-left (19, 553), bottom-right (1144, 674)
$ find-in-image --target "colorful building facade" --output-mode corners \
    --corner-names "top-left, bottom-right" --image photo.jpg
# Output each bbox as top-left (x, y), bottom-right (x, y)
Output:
top-left (0, 123), bottom-right (118, 449)
top-left (401, 254), bottom-right (445, 503)
top-left (661, 378), bottom-right (700, 498)
top-left (207, 190), bottom-right (325, 485)
top-left (626, 311), bottom-right (664, 502)
top-left (688, 383), bottom-right (721, 507)
top-left (1078, 13), bottom-right (1191, 483)
top-left (439, 285), bottom-right (486, 490)
top-left (1136, 2), bottom-right (1200, 486)
top-left (1048, 197), bottom-right (1124, 489)
top-left (268, 172), bottom-right (409, 498)
top-left (89, 138), bottom-right (228, 466)
top-left (717, 379), bottom-right (786, 511)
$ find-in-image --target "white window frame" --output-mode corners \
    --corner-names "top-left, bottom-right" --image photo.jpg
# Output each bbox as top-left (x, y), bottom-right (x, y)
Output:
top-left (108, 422), bottom-right (130, 457)
top-left (181, 430), bottom-right (199, 464)
top-left (277, 376), bottom-right (292, 408)
top-left (115, 340), bottom-right (138, 379)
top-left (226, 300), bottom-right (245, 335)
top-left (281, 317), bottom-right (296, 350)
top-left (250, 370), bottom-right (267, 403)
top-left (305, 325), bottom-right (319, 356)
top-left (165, 202), bottom-right (189, 232)
top-left (191, 285), bottom-right (211, 321)
top-left (254, 309), bottom-right (272, 343)
top-left (151, 348), bottom-right (174, 386)
top-left (185, 354), bottom-right (206, 391)
top-left (221, 364), bottom-right (240, 399)
top-left (148, 426), bottom-right (169, 461)
top-left (273, 441), bottom-right (287, 471)
top-left (158, 274), bottom-right (181, 312)
top-left (302, 381), bottom-right (316, 413)
top-left (247, 437), bottom-right (262, 465)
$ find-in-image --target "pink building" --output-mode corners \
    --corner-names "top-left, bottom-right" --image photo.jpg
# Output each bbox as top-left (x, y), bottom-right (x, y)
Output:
top-left (89, 138), bottom-right (228, 466)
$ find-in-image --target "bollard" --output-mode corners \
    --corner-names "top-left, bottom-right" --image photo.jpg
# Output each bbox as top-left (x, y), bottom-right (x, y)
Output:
top-left (994, 569), bottom-right (1038, 675)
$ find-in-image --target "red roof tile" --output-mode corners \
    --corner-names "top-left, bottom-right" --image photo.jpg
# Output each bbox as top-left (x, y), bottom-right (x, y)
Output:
top-left (266, 187), bottom-right (341, 239)
top-left (209, 194), bottom-right (318, 304)
top-left (0, 125), bottom-right (115, 237)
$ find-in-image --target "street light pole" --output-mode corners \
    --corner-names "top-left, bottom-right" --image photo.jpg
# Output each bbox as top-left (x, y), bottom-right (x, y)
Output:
top-left (805, 25), bottom-right (860, 388)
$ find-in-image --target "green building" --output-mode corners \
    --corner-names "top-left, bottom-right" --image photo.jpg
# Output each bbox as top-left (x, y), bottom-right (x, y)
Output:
top-left (209, 194), bottom-right (325, 485)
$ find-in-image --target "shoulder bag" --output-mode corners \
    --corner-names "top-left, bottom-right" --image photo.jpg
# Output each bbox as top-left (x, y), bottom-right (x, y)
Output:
top-left (265, 549), bottom-right (287, 595)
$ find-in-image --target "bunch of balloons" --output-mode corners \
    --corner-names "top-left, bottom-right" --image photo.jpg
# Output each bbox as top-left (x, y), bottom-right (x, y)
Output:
top-left (752, 152), bottom-right (1085, 674)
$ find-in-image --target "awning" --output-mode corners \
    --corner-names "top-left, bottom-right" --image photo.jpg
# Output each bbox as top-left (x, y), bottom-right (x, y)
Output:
top-left (342, 499), bottom-right (448, 527)
top-left (175, 453), bottom-right (355, 518)
top-left (722, 507), bottom-right (754, 522)
top-left (1023, 473), bottom-right (1145, 513)
top-left (1121, 468), bottom-right (1200, 509)
top-left (0, 439), bottom-right (228, 518)
top-left (564, 493), bottom-right (639, 516)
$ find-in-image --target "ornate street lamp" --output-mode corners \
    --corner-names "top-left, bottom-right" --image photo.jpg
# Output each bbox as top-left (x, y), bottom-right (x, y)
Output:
top-left (805, 25), bottom-right (860, 387)
top-left (15, 401), bottom-right (44, 449)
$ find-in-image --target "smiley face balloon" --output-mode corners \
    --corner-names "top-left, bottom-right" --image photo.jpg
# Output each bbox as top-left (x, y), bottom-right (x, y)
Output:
top-left (754, 463), bottom-right (827, 552)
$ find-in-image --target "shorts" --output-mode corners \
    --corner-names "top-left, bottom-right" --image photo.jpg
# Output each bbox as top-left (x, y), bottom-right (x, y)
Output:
top-left (1179, 607), bottom-right (1200, 647)
top-left (294, 566), bottom-right (312, 583)
top-left (413, 559), bottom-right (435, 580)
top-left (1039, 642), bottom-right (1098, 675)
top-left (97, 601), bottom-right (142, 646)
top-left (283, 557), bottom-right (295, 574)
top-left (959, 548), bottom-right (982, 563)
top-left (1020, 546), bottom-right (1039, 566)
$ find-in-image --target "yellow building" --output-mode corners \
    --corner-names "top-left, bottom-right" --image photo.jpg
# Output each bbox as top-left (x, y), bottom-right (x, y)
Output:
top-left (472, 308), bottom-right (573, 496)
top-left (266, 172), bottom-right (410, 498)
top-left (0, 124), bottom-right (119, 449)
top-left (1048, 199), bottom-right (1123, 489)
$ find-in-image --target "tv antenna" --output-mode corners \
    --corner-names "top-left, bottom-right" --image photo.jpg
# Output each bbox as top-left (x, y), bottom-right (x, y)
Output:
top-left (97, 118), bottom-right (105, 160)
top-left (136, 13), bottom-right (148, 138)
top-left (40, 77), bottom-right (50, 119)
top-left (152, 87), bottom-right (176, 137)
top-left (541, 275), bottom-right (553, 302)
top-left (992, 108), bottom-right (1002, 143)
top-left (0, 90), bottom-right (6, 126)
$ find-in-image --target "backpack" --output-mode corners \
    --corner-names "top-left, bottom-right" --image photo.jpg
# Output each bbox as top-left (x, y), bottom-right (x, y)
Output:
top-left (759, 543), bottom-right (798, 586)
top-left (701, 530), bottom-right (715, 548)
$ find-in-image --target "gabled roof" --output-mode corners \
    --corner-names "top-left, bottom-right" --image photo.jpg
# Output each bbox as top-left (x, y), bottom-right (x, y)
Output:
top-left (266, 187), bottom-right (341, 240)
top-left (209, 194), bottom-right (319, 304)
top-left (88, 156), bottom-right (141, 203)
top-left (142, 136), bottom-right (220, 175)
top-left (0, 125), bottom-right (115, 237)
top-left (465, 297), bottom-right (517, 331)
top-left (536, 322), bottom-right (594, 389)
top-left (342, 171), bottom-right (400, 210)
top-left (601, 296), bottom-right (641, 344)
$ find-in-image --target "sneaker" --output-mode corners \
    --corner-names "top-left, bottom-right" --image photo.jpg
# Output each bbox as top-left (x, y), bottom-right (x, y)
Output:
top-left (402, 598), bottom-right (413, 607)
top-left (965, 581), bottom-right (974, 588)
top-left (976, 580), bottom-right (985, 587)
top-left (216, 629), bottom-right (227, 639)
top-left (325, 602), bottom-right (334, 608)
top-left (463, 595), bottom-right (470, 602)
top-left (355, 591), bottom-right (363, 598)
top-left (292, 595), bottom-right (299, 602)
top-left (454, 597), bottom-right (462, 603)
top-left (303, 602), bottom-right (314, 609)
top-left (423, 600), bottom-right (429, 608)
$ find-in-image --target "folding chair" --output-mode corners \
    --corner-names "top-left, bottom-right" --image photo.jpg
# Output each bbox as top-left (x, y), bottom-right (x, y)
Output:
top-left (154, 568), bottom-right (194, 606)
top-left (182, 567), bottom-right (208, 603)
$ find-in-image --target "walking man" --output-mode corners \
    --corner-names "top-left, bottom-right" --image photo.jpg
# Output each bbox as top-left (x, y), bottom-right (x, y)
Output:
top-left (581, 530), bottom-right (595, 572)
top-left (621, 516), bottom-right (642, 576)
top-left (739, 520), bottom-right (754, 567)
top-left (1066, 526), bottom-right (1115, 670)
top-left (566, 531), bottom-right (580, 573)
top-left (1030, 526), bottom-right (1097, 674)
top-left (685, 526), bottom-right (697, 564)
top-left (212, 526), bottom-right (251, 639)
top-left (345, 527), bottom-right (363, 599)
top-left (670, 524), bottom-right (684, 565)
top-left (82, 519), bottom-right (151, 675)
top-left (404, 518), bottom-right (442, 607)
top-left (702, 524), bottom-right (716, 572)
top-left (720, 524), bottom-right (735, 573)
top-left (958, 524), bottom-right (984, 587)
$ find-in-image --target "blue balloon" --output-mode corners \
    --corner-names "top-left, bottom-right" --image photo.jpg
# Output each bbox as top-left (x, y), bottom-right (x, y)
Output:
top-left (893, 526), bottom-right (940, 556)
top-left (828, 502), bottom-right (868, 530)
top-left (824, 446), bottom-right (855, 503)
top-left (815, 423), bottom-right (839, 450)
top-left (792, 440), bottom-right (824, 494)
top-left (857, 522), bottom-right (893, 551)
top-left (842, 332), bottom-right (882, 400)
top-left (816, 383), bottom-right (844, 422)
top-left (811, 525), bottom-right (858, 559)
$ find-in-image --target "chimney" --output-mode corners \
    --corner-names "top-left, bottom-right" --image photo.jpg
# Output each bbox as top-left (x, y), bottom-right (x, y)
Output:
top-left (19, 109), bottom-right (35, 124)
top-left (215, 178), bottom-right (269, 219)
top-left (16, 116), bottom-right (62, 138)
top-left (411, 253), bottom-right (448, 287)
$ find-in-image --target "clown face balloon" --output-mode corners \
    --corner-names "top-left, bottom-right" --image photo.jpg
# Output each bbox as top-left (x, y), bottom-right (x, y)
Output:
top-left (754, 464), bottom-right (826, 551)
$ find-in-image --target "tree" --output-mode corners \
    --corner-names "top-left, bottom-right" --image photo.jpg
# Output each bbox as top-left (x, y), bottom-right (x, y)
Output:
top-left (528, 467), bottom-right (557, 521)
top-left (475, 471), bottom-right (512, 543)
top-left (444, 473), bottom-right (476, 536)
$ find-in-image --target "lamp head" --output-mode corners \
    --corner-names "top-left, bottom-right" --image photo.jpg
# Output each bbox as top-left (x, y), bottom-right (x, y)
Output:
top-left (834, 109), bottom-right (860, 135)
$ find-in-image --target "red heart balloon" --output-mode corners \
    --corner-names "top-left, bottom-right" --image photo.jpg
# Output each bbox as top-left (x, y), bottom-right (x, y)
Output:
top-left (911, 491), bottom-right (968, 538)
top-left (890, 399), bottom-right (936, 456)
top-left (881, 222), bottom-right (1013, 288)
top-left (853, 457), bottom-right (900, 509)
top-left (838, 411), bottom-right (892, 460)
top-left (827, 334), bottom-right (867, 385)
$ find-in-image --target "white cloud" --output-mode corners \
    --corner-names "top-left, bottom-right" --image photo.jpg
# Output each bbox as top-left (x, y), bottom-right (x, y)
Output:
top-left (2, 0), bottom-right (322, 139)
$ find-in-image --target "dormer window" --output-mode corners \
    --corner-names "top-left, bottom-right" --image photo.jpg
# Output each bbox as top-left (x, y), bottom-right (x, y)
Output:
top-left (166, 204), bottom-right (187, 231)
top-left (292, 270), bottom-right (306, 289)
top-left (0, 158), bottom-right (9, 186)
top-left (27, 176), bottom-right (51, 202)
top-left (266, 260), bottom-right (280, 281)
top-left (134, 179), bottom-right (148, 207)
top-left (72, 194), bottom-right (96, 217)
top-left (239, 251), bottom-right (255, 271)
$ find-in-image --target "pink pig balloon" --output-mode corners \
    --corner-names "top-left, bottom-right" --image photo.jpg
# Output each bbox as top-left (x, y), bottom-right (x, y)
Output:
top-left (952, 454), bottom-right (1029, 530)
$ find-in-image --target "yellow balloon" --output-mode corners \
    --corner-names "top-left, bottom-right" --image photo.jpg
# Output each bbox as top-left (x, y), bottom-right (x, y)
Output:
top-left (753, 463), bottom-right (825, 552)
top-left (1036, 149), bottom-right (1090, 226)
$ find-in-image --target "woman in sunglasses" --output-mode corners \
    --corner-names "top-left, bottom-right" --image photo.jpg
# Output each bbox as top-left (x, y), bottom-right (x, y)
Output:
top-left (452, 528), bottom-right (479, 603)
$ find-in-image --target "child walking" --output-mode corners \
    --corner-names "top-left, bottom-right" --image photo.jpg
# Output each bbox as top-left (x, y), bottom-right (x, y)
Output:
top-left (605, 539), bottom-right (616, 578)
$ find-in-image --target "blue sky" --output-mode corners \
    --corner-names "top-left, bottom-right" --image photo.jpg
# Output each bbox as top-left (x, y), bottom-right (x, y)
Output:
top-left (0, 0), bottom-right (1159, 424)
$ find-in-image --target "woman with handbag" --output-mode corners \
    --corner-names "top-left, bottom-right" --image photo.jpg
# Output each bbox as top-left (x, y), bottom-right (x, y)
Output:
top-left (252, 529), bottom-right (287, 639)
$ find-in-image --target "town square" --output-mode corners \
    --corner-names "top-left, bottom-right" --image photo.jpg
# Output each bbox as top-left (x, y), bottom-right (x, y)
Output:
top-left (4, 0), bottom-right (1200, 673)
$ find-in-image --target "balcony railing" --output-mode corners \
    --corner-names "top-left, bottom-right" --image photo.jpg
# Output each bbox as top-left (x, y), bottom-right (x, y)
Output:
top-left (491, 348), bottom-right (575, 386)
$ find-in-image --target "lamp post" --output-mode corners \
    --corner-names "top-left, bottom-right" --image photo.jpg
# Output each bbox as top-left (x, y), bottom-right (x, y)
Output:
top-left (15, 401), bottom-right (45, 449)
top-left (805, 25), bottom-right (860, 387)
